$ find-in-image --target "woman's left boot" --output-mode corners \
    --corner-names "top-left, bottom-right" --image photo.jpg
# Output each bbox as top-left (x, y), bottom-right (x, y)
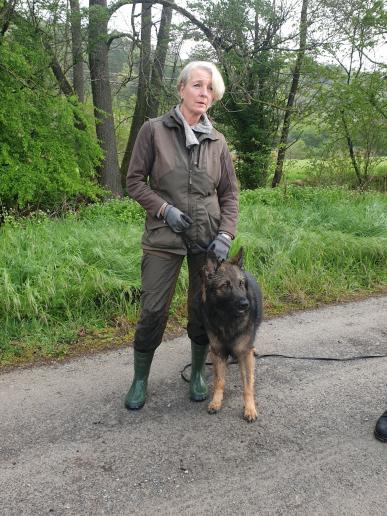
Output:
top-left (190, 341), bottom-right (209, 401)
top-left (125, 349), bottom-right (155, 410)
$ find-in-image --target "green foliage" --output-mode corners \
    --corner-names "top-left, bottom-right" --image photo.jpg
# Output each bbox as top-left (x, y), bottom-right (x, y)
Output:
top-left (267, 159), bottom-right (310, 184)
top-left (311, 66), bottom-right (386, 187)
top-left (77, 198), bottom-right (145, 225)
top-left (0, 24), bottom-right (103, 212)
top-left (114, 96), bottom-right (137, 165)
top-left (187, 0), bottom-right (287, 189)
top-left (286, 121), bottom-right (331, 160)
top-left (236, 151), bottom-right (271, 189)
top-left (0, 189), bottom-right (386, 365)
top-left (0, 200), bottom-right (144, 362)
top-left (374, 159), bottom-right (387, 176)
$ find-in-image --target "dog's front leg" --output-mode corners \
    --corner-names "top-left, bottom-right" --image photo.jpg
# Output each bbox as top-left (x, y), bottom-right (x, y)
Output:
top-left (208, 352), bottom-right (227, 414)
top-left (238, 349), bottom-right (257, 422)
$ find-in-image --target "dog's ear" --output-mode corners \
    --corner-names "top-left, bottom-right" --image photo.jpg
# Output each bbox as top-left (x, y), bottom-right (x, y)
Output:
top-left (203, 250), bottom-right (219, 278)
top-left (207, 250), bottom-right (220, 272)
top-left (229, 247), bottom-right (244, 269)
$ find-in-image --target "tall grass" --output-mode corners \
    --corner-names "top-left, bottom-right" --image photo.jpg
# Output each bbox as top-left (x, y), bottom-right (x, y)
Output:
top-left (0, 202), bottom-right (144, 363)
top-left (1, 187), bottom-right (386, 365)
top-left (237, 188), bottom-right (386, 312)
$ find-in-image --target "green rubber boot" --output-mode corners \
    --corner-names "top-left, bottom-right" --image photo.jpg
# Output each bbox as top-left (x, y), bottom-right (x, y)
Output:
top-left (125, 349), bottom-right (155, 410)
top-left (189, 341), bottom-right (209, 401)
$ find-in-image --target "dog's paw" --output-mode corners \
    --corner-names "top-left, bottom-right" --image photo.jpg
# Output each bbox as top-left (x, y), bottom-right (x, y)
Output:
top-left (208, 401), bottom-right (221, 414)
top-left (243, 406), bottom-right (258, 423)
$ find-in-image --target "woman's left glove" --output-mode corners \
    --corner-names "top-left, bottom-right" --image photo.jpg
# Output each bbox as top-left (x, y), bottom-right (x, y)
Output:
top-left (163, 205), bottom-right (193, 233)
top-left (207, 233), bottom-right (231, 262)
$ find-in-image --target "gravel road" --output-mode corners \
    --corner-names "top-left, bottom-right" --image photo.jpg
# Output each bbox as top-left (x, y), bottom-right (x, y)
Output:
top-left (1, 296), bottom-right (386, 515)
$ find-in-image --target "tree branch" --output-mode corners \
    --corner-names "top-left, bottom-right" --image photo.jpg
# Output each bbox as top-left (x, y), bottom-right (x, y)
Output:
top-left (107, 31), bottom-right (134, 48)
top-left (108, 0), bottom-right (222, 50)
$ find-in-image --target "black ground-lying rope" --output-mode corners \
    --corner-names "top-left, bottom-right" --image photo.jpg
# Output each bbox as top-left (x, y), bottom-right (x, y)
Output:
top-left (180, 353), bottom-right (387, 383)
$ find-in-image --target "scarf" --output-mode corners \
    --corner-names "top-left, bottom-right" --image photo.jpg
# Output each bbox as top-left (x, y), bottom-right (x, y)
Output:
top-left (174, 104), bottom-right (213, 148)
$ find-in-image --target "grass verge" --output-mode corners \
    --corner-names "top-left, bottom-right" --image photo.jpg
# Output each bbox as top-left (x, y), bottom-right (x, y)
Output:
top-left (1, 187), bottom-right (386, 368)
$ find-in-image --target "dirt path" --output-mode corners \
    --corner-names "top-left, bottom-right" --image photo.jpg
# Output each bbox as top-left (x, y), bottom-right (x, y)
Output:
top-left (1, 296), bottom-right (386, 515)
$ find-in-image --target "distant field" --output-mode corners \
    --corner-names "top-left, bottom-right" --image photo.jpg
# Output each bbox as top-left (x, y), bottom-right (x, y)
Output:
top-left (271, 158), bottom-right (387, 187)
top-left (0, 187), bottom-right (386, 367)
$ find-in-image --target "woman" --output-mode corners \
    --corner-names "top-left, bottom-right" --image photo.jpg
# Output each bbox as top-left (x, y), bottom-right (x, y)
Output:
top-left (125, 61), bottom-right (239, 410)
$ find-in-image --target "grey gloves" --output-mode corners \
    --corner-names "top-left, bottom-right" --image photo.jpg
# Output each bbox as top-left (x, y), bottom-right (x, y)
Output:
top-left (163, 205), bottom-right (193, 233)
top-left (162, 204), bottom-right (232, 260)
top-left (207, 233), bottom-right (231, 262)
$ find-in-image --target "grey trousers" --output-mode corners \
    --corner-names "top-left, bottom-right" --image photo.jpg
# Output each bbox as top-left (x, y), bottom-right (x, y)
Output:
top-left (133, 251), bottom-right (209, 353)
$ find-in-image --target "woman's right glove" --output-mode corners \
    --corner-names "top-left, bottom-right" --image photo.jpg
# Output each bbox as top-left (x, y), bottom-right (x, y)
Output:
top-left (207, 233), bottom-right (231, 262)
top-left (163, 205), bottom-right (193, 233)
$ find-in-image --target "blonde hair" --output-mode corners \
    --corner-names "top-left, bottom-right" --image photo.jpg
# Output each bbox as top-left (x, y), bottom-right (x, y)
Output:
top-left (177, 61), bottom-right (225, 102)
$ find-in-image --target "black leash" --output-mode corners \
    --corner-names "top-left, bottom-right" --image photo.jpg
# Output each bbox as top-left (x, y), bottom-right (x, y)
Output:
top-left (180, 352), bottom-right (387, 382)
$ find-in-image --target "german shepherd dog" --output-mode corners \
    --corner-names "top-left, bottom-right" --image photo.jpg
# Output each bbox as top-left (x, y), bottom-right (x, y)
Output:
top-left (201, 248), bottom-right (263, 422)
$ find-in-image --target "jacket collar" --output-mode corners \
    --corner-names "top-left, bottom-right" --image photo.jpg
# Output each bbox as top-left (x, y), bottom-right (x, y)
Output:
top-left (161, 107), bottom-right (219, 141)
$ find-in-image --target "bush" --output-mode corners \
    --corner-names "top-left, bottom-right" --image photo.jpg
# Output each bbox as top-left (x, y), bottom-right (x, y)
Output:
top-left (0, 26), bottom-right (103, 212)
top-left (77, 198), bottom-right (145, 225)
top-left (235, 152), bottom-right (271, 189)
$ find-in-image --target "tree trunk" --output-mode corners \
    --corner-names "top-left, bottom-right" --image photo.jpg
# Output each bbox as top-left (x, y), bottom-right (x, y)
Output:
top-left (69, 0), bottom-right (84, 102)
top-left (88, 0), bottom-right (123, 196)
top-left (43, 39), bottom-right (75, 97)
top-left (272, 0), bottom-right (309, 188)
top-left (41, 39), bottom-right (88, 132)
top-left (341, 111), bottom-right (363, 186)
top-left (0, 0), bottom-right (16, 42)
top-left (146, 0), bottom-right (174, 118)
top-left (120, 2), bottom-right (152, 186)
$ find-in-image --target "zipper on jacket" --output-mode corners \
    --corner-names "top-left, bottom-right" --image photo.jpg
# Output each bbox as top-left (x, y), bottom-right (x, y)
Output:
top-left (187, 147), bottom-right (194, 222)
top-left (188, 147), bottom-right (193, 191)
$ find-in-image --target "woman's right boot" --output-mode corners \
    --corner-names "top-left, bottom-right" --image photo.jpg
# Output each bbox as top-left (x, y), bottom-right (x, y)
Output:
top-left (125, 349), bottom-right (155, 410)
top-left (189, 341), bottom-right (209, 401)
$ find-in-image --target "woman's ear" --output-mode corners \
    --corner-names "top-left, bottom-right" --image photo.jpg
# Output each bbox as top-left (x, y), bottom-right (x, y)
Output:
top-left (179, 83), bottom-right (185, 101)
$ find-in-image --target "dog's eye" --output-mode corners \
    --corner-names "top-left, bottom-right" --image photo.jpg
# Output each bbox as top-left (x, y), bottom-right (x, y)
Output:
top-left (239, 279), bottom-right (246, 287)
top-left (220, 281), bottom-right (231, 290)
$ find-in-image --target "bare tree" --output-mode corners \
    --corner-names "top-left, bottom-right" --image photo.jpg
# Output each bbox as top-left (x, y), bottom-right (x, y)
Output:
top-left (89, 0), bottom-right (123, 196)
top-left (69, 0), bottom-right (84, 102)
top-left (119, 1), bottom-right (175, 182)
top-left (146, 0), bottom-right (174, 118)
top-left (272, 0), bottom-right (309, 187)
top-left (120, 2), bottom-right (152, 185)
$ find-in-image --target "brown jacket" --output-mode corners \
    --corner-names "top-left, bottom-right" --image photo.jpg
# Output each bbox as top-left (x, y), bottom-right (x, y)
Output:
top-left (126, 108), bottom-right (239, 255)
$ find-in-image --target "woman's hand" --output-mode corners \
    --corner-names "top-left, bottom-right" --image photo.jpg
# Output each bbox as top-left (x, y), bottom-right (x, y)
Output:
top-left (207, 233), bottom-right (231, 261)
top-left (163, 205), bottom-right (193, 233)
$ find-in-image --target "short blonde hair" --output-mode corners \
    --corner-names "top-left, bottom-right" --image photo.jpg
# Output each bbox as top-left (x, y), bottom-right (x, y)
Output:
top-left (177, 61), bottom-right (225, 102)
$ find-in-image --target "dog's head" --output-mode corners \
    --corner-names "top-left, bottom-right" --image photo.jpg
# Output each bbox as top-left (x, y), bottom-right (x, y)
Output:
top-left (201, 247), bottom-right (250, 316)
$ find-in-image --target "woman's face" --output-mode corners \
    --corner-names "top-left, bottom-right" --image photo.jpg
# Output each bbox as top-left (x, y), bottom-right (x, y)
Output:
top-left (179, 68), bottom-right (214, 125)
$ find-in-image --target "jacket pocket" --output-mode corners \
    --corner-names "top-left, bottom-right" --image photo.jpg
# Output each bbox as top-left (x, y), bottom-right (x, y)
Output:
top-left (189, 197), bottom-right (220, 249)
top-left (141, 217), bottom-right (185, 251)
